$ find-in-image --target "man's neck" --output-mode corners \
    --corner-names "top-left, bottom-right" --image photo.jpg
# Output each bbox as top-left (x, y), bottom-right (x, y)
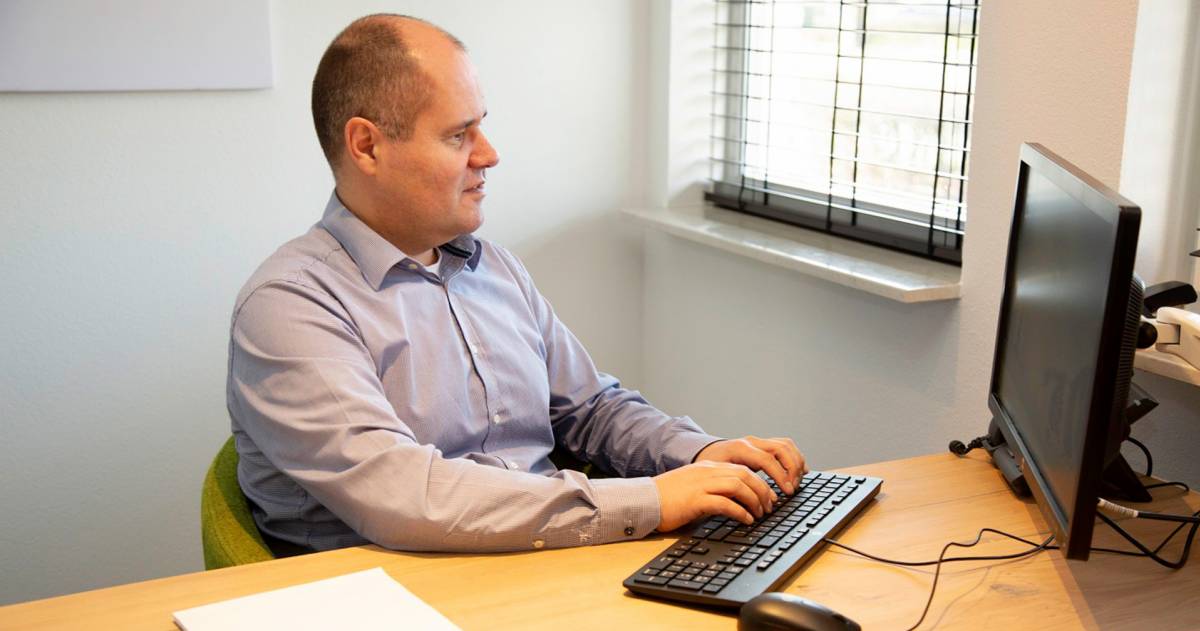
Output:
top-left (412, 248), bottom-right (438, 266)
top-left (335, 184), bottom-right (439, 266)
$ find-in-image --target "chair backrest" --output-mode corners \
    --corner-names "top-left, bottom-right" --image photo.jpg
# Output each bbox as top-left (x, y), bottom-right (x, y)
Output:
top-left (200, 436), bottom-right (274, 569)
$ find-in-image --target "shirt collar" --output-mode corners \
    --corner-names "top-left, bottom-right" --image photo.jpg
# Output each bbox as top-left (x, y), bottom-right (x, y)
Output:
top-left (319, 192), bottom-right (481, 290)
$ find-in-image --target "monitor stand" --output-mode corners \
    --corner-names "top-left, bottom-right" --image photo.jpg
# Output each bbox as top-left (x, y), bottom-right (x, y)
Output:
top-left (984, 381), bottom-right (1155, 503)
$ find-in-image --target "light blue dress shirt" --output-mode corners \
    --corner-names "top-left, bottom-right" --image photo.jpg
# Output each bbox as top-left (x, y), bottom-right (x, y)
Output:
top-left (226, 193), bottom-right (720, 552)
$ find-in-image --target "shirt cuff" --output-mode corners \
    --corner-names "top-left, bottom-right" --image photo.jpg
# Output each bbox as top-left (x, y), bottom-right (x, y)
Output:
top-left (590, 476), bottom-right (662, 542)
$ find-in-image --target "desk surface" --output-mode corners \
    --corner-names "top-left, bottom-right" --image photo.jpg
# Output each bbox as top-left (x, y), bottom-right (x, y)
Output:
top-left (4, 452), bottom-right (1199, 630)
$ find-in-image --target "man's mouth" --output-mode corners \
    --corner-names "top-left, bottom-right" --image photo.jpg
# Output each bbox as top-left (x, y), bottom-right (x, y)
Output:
top-left (464, 182), bottom-right (485, 193)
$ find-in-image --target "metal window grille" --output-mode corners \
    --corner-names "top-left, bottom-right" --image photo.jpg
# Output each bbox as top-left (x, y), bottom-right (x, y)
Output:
top-left (707, 0), bottom-right (980, 265)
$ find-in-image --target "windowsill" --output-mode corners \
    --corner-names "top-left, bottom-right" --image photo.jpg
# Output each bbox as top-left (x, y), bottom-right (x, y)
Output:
top-left (623, 205), bottom-right (962, 303)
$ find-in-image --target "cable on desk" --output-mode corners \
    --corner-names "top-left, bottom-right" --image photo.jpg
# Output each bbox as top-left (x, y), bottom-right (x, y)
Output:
top-left (822, 528), bottom-right (1054, 631)
top-left (1144, 481), bottom-right (1191, 493)
top-left (1127, 436), bottom-right (1153, 476)
top-left (1095, 508), bottom-right (1200, 570)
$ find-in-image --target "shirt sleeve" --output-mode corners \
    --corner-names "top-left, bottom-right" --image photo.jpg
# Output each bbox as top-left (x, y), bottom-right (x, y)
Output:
top-left (493, 248), bottom-right (724, 478)
top-left (228, 279), bottom-right (661, 552)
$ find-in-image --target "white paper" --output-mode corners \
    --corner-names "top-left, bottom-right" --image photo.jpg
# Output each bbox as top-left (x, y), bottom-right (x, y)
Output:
top-left (172, 567), bottom-right (460, 631)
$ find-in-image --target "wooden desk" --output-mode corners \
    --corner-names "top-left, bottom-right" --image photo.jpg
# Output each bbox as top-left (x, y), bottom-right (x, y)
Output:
top-left (3, 452), bottom-right (1198, 630)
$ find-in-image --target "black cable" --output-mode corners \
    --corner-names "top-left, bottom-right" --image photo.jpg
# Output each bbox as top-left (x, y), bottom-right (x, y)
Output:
top-left (1144, 481), bottom-right (1191, 493)
top-left (1096, 511), bottom-right (1199, 569)
top-left (823, 529), bottom-right (1053, 631)
top-left (821, 528), bottom-right (1049, 567)
top-left (1127, 436), bottom-right (1153, 476)
top-left (818, 482), bottom-right (1199, 628)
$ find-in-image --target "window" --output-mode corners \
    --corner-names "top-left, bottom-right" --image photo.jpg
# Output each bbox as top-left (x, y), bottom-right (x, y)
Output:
top-left (708, 0), bottom-right (980, 265)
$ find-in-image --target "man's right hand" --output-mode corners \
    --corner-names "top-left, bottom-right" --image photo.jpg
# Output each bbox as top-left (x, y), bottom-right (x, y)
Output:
top-left (652, 461), bottom-right (778, 532)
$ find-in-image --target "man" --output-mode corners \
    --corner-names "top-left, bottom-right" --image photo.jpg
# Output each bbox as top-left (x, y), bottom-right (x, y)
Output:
top-left (227, 14), bottom-right (807, 554)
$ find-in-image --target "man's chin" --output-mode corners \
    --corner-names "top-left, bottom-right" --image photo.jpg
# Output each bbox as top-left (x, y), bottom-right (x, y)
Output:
top-left (459, 208), bottom-right (484, 234)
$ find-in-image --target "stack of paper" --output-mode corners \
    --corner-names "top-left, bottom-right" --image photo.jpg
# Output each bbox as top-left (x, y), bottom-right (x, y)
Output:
top-left (173, 567), bottom-right (460, 630)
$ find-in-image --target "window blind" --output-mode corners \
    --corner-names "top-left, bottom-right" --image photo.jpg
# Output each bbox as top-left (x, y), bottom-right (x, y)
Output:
top-left (707, 0), bottom-right (980, 264)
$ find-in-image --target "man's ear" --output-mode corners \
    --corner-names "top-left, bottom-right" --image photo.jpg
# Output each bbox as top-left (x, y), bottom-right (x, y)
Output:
top-left (343, 117), bottom-right (382, 176)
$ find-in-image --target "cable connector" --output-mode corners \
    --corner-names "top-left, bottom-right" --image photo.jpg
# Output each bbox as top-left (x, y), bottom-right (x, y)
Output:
top-left (1097, 498), bottom-right (1140, 520)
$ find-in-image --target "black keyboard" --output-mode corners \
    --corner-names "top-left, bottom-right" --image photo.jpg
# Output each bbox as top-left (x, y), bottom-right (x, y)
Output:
top-left (623, 471), bottom-right (882, 608)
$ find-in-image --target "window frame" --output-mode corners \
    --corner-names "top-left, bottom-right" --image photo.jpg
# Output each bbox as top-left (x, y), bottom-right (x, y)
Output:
top-left (707, 0), bottom-right (980, 265)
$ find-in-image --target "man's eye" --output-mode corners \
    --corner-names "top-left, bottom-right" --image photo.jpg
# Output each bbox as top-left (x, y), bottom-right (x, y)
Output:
top-left (450, 132), bottom-right (466, 143)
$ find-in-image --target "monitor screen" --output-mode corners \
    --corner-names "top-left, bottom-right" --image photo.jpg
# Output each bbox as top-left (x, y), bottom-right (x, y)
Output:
top-left (988, 143), bottom-right (1141, 560)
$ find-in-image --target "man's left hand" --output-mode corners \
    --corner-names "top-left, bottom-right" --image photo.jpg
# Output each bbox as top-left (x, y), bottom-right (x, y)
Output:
top-left (694, 436), bottom-right (808, 495)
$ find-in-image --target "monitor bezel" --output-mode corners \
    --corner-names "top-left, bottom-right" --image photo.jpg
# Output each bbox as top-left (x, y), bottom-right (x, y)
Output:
top-left (986, 142), bottom-right (1141, 560)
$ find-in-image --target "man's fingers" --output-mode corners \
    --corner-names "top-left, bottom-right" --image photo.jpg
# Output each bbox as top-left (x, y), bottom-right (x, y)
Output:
top-left (753, 437), bottom-right (810, 485)
top-left (753, 439), bottom-right (803, 491)
top-left (779, 436), bottom-right (809, 475)
top-left (729, 464), bottom-right (776, 512)
top-left (709, 475), bottom-right (768, 518)
top-left (702, 495), bottom-right (755, 525)
top-left (731, 441), bottom-right (793, 495)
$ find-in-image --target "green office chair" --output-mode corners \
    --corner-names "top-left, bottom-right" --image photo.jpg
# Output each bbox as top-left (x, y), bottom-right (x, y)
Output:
top-left (200, 436), bottom-right (275, 569)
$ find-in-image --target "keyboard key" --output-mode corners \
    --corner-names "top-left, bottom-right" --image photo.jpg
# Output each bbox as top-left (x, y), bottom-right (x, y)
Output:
top-left (659, 571), bottom-right (678, 579)
top-left (690, 546), bottom-right (710, 555)
top-left (648, 556), bottom-right (673, 570)
top-left (734, 558), bottom-right (754, 567)
top-left (635, 575), bottom-right (670, 585)
top-left (708, 526), bottom-right (736, 541)
top-left (700, 569), bottom-right (720, 578)
top-left (702, 583), bottom-right (724, 594)
top-left (667, 579), bottom-right (707, 591)
top-left (759, 536), bottom-right (780, 548)
top-left (756, 561), bottom-right (773, 571)
top-left (691, 526), bottom-right (714, 538)
top-left (717, 556), bottom-right (737, 565)
top-left (641, 569), bottom-right (660, 576)
top-left (668, 550), bottom-right (685, 557)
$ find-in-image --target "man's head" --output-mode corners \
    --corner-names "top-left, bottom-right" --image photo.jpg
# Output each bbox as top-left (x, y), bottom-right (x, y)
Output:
top-left (311, 15), bottom-right (499, 260)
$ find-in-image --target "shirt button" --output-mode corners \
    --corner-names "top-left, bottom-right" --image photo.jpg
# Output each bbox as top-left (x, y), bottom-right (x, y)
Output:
top-left (492, 413), bottom-right (501, 424)
top-left (406, 263), bottom-right (418, 270)
top-left (533, 539), bottom-right (545, 549)
top-left (624, 526), bottom-right (636, 536)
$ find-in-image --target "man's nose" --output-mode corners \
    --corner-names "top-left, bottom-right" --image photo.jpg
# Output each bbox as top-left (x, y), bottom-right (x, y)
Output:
top-left (471, 130), bottom-right (500, 169)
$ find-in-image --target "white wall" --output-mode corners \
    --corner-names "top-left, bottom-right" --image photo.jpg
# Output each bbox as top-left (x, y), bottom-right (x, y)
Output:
top-left (640, 0), bottom-right (1165, 477)
top-left (1122, 1), bottom-right (1200, 289)
top-left (0, 0), bottom-right (648, 604)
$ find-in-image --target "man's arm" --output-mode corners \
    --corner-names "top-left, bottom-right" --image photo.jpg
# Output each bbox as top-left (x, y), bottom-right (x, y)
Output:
top-left (490, 248), bottom-right (716, 477)
top-left (228, 280), bottom-right (661, 552)
top-left (494, 247), bottom-right (807, 529)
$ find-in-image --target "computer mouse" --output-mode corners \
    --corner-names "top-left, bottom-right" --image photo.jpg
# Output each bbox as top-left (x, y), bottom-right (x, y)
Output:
top-left (738, 592), bottom-right (861, 631)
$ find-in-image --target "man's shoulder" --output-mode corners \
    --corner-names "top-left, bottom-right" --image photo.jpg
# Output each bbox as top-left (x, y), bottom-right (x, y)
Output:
top-left (233, 224), bottom-right (349, 316)
top-left (473, 238), bottom-right (526, 277)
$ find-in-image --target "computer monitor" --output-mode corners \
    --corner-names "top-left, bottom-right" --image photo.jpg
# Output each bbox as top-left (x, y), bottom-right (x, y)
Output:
top-left (987, 143), bottom-right (1144, 560)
